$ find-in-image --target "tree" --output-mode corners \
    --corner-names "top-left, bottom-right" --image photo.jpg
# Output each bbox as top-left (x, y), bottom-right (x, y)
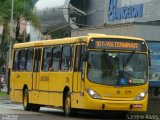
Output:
top-left (14, 0), bottom-right (40, 41)
top-left (0, 0), bottom-right (40, 67)
top-left (0, 0), bottom-right (10, 67)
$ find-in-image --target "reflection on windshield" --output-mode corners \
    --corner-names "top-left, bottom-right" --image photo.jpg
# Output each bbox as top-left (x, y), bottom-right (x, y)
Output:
top-left (87, 51), bottom-right (147, 86)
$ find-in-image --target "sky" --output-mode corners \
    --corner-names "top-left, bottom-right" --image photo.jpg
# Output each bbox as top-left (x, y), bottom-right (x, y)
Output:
top-left (35, 0), bottom-right (66, 10)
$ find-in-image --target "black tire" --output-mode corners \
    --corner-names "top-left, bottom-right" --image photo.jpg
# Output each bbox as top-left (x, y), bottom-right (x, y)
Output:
top-left (23, 89), bottom-right (32, 111)
top-left (32, 104), bottom-right (40, 112)
top-left (64, 91), bottom-right (77, 116)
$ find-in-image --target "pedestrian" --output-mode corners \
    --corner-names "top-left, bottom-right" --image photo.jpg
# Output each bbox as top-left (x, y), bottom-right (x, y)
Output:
top-left (1, 75), bottom-right (5, 89)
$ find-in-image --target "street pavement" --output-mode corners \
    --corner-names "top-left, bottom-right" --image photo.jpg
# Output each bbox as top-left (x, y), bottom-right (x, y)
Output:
top-left (0, 101), bottom-right (126, 120)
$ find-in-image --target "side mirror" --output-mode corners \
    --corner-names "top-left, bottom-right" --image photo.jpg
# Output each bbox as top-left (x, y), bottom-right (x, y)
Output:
top-left (82, 51), bottom-right (89, 61)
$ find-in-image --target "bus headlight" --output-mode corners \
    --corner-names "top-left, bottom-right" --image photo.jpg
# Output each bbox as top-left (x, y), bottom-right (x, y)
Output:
top-left (134, 90), bottom-right (147, 101)
top-left (86, 88), bottom-right (101, 99)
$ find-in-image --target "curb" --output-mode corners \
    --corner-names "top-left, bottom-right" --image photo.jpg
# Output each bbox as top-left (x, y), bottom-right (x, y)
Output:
top-left (0, 98), bottom-right (10, 101)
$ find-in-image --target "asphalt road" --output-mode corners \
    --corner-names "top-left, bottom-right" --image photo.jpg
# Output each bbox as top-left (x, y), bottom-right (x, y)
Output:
top-left (0, 101), bottom-right (125, 120)
top-left (0, 99), bottom-right (160, 120)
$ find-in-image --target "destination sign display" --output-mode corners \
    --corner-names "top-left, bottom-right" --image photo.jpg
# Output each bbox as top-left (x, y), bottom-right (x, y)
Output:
top-left (88, 38), bottom-right (147, 52)
top-left (96, 41), bottom-right (138, 49)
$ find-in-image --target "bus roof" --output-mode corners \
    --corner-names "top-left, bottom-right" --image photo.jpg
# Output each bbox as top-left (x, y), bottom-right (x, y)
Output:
top-left (13, 34), bottom-right (145, 49)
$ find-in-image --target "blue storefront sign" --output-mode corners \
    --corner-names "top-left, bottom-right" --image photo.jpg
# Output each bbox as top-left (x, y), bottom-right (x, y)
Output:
top-left (108, 0), bottom-right (143, 21)
top-left (147, 42), bottom-right (160, 87)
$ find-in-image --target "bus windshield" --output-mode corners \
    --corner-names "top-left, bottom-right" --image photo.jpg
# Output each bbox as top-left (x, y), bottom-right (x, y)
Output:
top-left (87, 51), bottom-right (147, 86)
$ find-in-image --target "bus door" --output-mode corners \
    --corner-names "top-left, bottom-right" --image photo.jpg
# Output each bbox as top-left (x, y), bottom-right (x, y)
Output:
top-left (73, 45), bottom-right (85, 93)
top-left (32, 48), bottom-right (42, 103)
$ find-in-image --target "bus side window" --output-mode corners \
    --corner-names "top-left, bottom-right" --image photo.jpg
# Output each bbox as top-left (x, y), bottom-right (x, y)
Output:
top-left (18, 50), bottom-right (26, 71)
top-left (42, 47), bottom-right (52, 71)
top-left (12, 50), bottom-right (19, 71)
top-left (34, 49), bottom-right (41, 72)
top-left (51, 46), bottom-right (61, 72)
top-left (61, 45), bottom-right (72, 71)
top-left (26, 49), bottom-right (34, 71)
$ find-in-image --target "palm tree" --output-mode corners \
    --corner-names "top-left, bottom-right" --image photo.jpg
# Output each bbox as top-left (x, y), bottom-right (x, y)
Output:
top-left (14, 0), bottom-right (40, 42)
top-left (0, 0), bottom-right (10, 68)
top-left (0, 0), bottom-right (40, 68)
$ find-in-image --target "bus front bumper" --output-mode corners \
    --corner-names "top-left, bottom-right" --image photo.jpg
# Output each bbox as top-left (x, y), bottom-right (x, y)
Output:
top-left (81, 95), bottom-right (148, 112)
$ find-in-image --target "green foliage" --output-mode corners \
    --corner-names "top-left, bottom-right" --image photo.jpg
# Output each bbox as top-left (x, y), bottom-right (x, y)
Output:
top-left (0, 92), bottom-right (9, 98)
top-left (0, 0), bottom-right (40, 68)
top-left (0, 0), bottom-right (11, 21)
top-left (14, 0), bottom-right (40, 30)
top-left (0, 22), bottom-right (10, 67)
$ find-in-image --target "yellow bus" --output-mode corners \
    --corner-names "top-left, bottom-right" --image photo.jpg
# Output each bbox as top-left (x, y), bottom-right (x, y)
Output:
top-left (10, 34), bottom-right (149, 116)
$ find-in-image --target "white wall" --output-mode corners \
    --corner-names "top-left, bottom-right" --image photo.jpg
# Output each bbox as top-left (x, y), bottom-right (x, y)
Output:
top-left (26, 23), bottom-right (43, 41)
top-left (72, 24), bottom-right (160, 41)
